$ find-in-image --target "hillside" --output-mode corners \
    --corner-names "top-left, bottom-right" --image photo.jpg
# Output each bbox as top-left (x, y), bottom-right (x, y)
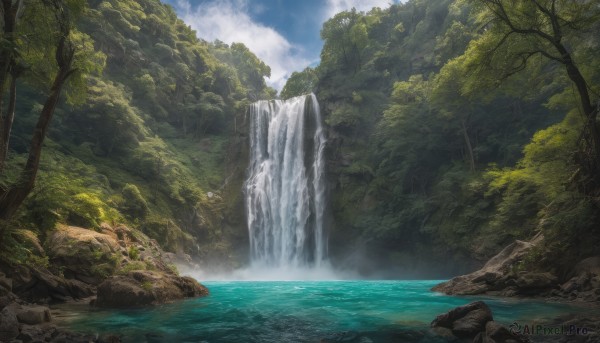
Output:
top-left (1, 0), bottom-right (599, 282)
top-left (286, 0), bottom-right (600, 278)
top-left (0, 0), bottom-right (272, 269)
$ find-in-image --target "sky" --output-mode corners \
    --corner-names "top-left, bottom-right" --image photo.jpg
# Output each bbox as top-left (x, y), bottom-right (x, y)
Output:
top-left (163, 0), bottom-right (397, 91)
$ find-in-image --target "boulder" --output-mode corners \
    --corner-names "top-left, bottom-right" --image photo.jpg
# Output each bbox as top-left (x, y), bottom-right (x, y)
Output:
top-left (0, 295), bottom-right (15, 310)
top-left (433, 235), bottom-right (555, 296)
top-left (574, 256), bottom-right (600, 276)
top-left (0, 272), bottom-right (12, 292)
top-left (558, 256), bottom-right (600, 302)
top-left (473, 321), bottom-right (529, 343)
top-left (16, 305), bottom-right (52, 325)
top-left (45, 225), bottom-right (121, 284)
top-left (18, 324), bottom-right (47, 343)
top-left (514, 272), bottom-right (557, 293)
top-left (95, 270), bottom-right (208, 308)
top-left (431, 301), bottom-right (493, 339)
top-left (11, 266), bottom-right (95, 302)
top-left (48, 329), bottom-right (104, 343)
top-left (0, 306), bottom-right (19, 342)
top-left (433, 303), bottom-right (531, 343)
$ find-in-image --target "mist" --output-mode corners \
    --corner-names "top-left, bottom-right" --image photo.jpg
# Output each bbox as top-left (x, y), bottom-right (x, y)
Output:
top-left (178, 263), bottom-right (361, 281)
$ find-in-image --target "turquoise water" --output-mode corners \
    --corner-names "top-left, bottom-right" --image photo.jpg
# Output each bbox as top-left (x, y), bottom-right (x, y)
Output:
top-left (57, 280), bottom-right (586, 343)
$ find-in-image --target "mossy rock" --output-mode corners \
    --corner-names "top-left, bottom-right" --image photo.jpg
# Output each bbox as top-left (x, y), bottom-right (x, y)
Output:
top-left (45, 225), bottom-right (122, 284)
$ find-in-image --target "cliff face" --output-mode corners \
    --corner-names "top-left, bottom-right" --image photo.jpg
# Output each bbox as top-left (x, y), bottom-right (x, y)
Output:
top-left (213, 108), bottom-right (251, 269)
top-left (319, 105), bottom-right (483, 278)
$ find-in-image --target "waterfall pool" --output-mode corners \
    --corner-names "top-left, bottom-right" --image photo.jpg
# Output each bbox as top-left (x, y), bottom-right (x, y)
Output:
top-left (53, 280), bottom-right (592, 343)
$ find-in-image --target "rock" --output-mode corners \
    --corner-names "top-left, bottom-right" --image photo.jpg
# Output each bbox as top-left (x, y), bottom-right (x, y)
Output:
top-left (11, 266), bottom-right (95, 303)
top-left (17, 324), bottom-right (47, 343)
top-left (574, 256), bottom-right (600, 276)
top-left (0, 295), bottom-right (16, 310)
top-left (433, 235), bottom-right (551, 296)
top-left (431, 301), bottom-right (493, 339)
top-left (0, 273), bottom-right (13, 292)
top-left (558, 256), bottom-right (600, 302)
top-left (48, 329), bottom-right (99, 343)
top-left (432, 303), bottom-right (530, 342)
top-left (0, 285), bottom-right (8, 297)
top-left (13, 230), bottom-right (45, 256)
top-left (430, 327), bottom-right (456, 341)
top-left (514, 272), bottom-right (557, 294)
top-left (482, 321), bottom-right (529, 343)
top-left (95, 270), bottom-right (208, 308)
top-left (473, 272), bottom-right (502, 284)
top-left (452, 308), bottom-right (493, 338)
top-left (114, 224), bottom-right (138, 243)
top-left (16, 305), bottom-right (52, 325)
top-left (45, 225), bottom-right (121, 284)
top-left (0, 306), bottom-right (19, 342)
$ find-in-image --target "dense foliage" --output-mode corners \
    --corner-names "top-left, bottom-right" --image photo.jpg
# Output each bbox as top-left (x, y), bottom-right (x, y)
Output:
top-left (1, 0), bottom-right (271, 267)
top-left (306, 0), bottom-right (600, 275)
top-left (1, 0), bottom-right (598, 278)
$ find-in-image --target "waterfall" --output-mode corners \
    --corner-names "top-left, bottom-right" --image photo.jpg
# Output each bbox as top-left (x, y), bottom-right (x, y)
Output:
top-left (244, 94), bottom-right (327, 268)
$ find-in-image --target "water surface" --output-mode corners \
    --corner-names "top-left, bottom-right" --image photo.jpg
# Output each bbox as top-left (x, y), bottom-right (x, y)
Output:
top-left (56, 280), bottom-right (587, 343)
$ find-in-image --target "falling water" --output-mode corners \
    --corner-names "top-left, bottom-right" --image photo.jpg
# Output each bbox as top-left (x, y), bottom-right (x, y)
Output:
top-left (244, 94), bottom-right (327, 268)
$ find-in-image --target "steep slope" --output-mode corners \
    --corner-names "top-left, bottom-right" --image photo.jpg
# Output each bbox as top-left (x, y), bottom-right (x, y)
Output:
top-left (2, 0), bottom-right (270, 269)
top-left (289, 0), bottom-right (600, 277)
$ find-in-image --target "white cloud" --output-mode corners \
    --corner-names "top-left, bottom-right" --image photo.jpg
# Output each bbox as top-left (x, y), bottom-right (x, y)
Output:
top-left (324, 0), bottom-right (393, 20)
top-left (174, 0), bottom-right (310, 92)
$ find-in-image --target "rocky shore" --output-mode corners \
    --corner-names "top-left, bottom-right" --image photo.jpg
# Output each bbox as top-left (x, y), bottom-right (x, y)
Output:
top-left (430, 300), bottom-right (600, 343)
top-left (430, 301), bottom-right (527, 342)
top-left (428, 233), bottom-right (600, 342)
top-left (0, 224), bottom-right (208, 342)
top-left (432, 234), bottom-right (600, 303)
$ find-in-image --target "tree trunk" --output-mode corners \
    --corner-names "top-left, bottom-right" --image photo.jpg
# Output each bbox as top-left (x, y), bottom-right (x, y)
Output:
top-left (0, 0), bottom-right (19, 170)
top-left (0, 74), bottom-right (17, 171)
top-left (462, 120), bottom-right (475, 172)
top-left (0, 38), bottom-right (74, 220)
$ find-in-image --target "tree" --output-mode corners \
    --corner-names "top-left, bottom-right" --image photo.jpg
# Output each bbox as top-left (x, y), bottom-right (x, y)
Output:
top-left (464, 0), bottom-right (600, 179)
top-left (320, 9), bottom-right (366, 73)
top-left (0, 0), bottom-right (24, 171)
top-left (280, 67), bottom-right (318, 99)
top-left (230, 42), bottom-right (270, 97)
top-left (0, 0), bottom-right (103, 221)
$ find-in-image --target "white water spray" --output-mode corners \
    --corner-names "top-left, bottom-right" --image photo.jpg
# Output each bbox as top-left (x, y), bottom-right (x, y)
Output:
top-left (244, 94), bottom-right (327, 269)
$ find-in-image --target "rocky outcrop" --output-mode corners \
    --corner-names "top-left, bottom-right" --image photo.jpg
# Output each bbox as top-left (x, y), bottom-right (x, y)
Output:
top-left (431, 301), bottom-right (493, 338)
top-left (95, 270), bottom-right (208, 308)
top-left (0, 306), bottom-right (19, 342)
top-left (433, 233), bottom-right (600, 303)
top-left (431, 301), bottom-right (528, 342)
top-left (45, 225), bottom-right (122, 284)
top-left (432, 234), bottom-right (560, 297)
top-left (0, 223), bottom-right (210, 340)
top-left (16, 304), bottom-right (52, 325)
top-left (473, 320), bottom-right (528, 343)
top-left (10, 265), bottom-right (95, 303)
top-left (0, 294), bottom-right (107, 343)
top-left (553, 256), bottom-right (600, 302)
top-left (0, 222), bottom-right (212, 342)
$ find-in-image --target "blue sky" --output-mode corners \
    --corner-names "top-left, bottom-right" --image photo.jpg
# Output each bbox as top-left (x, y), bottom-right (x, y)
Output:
top-left (163, 0), bottom-right (397, 90)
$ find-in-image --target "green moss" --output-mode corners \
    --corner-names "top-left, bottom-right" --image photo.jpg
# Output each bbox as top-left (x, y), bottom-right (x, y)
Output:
top-left (117, 261), bottom-right (147, 274)
top-left (128, 246), bottom-right (141, 260)
top-left (141, 281), bottom-right (153, 292)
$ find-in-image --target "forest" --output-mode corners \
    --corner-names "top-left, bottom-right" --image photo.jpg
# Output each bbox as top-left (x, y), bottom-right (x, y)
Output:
top-left (1, 0), bottom-right (599, 282)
